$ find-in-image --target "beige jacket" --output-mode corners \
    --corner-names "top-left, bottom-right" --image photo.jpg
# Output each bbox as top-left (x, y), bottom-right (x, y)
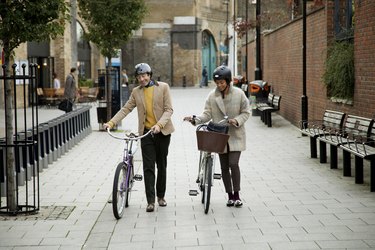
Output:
top-left (109, 81), bottom-right (175, 135)
top-left (197, 84), bottom-right (250, 152)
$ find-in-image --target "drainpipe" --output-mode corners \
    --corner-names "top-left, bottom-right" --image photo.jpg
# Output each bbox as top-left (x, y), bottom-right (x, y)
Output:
top-left (255, 0), bottom-right (262, 80)
top-left (301, 0), bottom-right (308, 126)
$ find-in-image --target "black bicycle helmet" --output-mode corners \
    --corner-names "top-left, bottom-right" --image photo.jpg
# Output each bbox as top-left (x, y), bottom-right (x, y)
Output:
top-left (213, 65), bottom-right (232, 84)
top-left (135, 63), bottom-right (152, 77)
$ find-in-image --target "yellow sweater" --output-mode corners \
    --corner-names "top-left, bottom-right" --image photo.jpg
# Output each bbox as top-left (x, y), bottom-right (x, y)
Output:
top-left (144, 86), bottom-right (157, 129)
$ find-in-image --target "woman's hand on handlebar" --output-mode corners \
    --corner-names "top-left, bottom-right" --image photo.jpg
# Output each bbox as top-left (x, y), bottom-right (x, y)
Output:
top-left (228, 118), bottom-right (239, 127)
top-left (183, 116), bottom-right (196, 125)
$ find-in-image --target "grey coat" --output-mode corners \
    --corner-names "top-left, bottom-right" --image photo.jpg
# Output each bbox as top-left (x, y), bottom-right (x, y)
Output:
top-left (197, 84), bottom-right (250, 153)
top-left (64, 73), bottom-right (76, 100)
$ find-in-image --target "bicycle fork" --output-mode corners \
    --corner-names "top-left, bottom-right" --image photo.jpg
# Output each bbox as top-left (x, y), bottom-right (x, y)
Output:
top-left (189, 153), bottom-right (221, 196)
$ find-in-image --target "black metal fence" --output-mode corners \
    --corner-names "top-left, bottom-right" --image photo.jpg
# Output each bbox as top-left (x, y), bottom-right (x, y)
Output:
top-left (0, 64), bottom-right (92, 215)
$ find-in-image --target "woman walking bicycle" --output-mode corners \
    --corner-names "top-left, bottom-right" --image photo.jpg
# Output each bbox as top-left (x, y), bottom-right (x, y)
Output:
top-left (184, 65), bottom-right (250, 207)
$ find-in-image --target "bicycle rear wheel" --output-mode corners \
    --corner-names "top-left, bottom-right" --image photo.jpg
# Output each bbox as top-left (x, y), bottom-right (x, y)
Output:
top-left (203, 156), bottom-right (213, 214)
top-left (125, 163), bottom-right (134, 208)
top-left (112, 162), bottom-right (128, 219)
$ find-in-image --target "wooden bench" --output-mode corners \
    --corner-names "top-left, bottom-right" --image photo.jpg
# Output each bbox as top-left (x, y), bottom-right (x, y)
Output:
top-left (299, 110), bottom-right (346, 160)
top-left (256, 93), bottom-right (274, 110)
top-left (257, 95), bottom-right (281, 127)
top-left (317, 115), bottom-right (373, 171)
top-left (55, 88), bottom-right (65, 103)
top-left (339, 118), bottom-right (375, 191)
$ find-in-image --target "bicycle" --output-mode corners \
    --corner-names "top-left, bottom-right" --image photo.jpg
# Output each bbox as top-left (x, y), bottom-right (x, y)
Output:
top-left (107, 128), bottom-right (152, 219)
top-left (187, 116), bottom-right (229, 214)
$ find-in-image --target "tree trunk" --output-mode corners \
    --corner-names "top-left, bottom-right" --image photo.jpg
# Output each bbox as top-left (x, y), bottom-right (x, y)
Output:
top-left (106, 57), bottom-right (112, 122)
top-left (4, 59), bottom-right (17, 212)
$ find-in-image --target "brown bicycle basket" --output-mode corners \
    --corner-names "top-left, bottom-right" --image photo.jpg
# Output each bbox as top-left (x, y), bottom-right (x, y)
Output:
top-left (196, 130), bottom-right (230, 153)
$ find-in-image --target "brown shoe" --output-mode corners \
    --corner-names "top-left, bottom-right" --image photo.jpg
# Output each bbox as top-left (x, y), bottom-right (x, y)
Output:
top-left (146, 203), bottom-right (155, 212)
top-left (157, 197), bottom-right (167, 207)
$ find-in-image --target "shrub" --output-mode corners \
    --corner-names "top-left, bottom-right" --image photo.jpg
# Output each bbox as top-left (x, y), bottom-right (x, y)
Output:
top-left (323, 41), bottom-right (354, 100)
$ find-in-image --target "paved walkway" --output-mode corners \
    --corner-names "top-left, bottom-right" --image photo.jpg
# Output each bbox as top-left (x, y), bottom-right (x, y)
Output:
top-left (1, 86), bottom-right (375, 250)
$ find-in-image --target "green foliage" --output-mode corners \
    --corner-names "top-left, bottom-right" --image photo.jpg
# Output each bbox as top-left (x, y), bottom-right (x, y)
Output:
top-left (78, 0), bottom-right (147, 59)
top-left (0, 0), bottom-right (70, 61)
top-left (79, 78), bottom-right (94, 88)
top-left (323, 41), bottom-right (354, 100)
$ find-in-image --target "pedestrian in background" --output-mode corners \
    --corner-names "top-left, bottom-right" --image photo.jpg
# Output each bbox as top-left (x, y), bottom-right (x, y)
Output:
top-left (63, 67), bottom-right (78, 112)
top-left (200, 66), bottom-right (208, 87)
top-left (121, 69), bottom-right (129, 86)
top-left (53, 72), bottom-right (60, 89)
top-left (184, 65), bottom-right (250, 207)
top-left (103, 63), bottom-right (175, 213)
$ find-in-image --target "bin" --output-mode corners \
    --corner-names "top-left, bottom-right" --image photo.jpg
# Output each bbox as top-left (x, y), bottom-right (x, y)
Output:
top-left (233, 75), bottom-right (248, 97)
top-left (249, 80), bottom-right (270, 116)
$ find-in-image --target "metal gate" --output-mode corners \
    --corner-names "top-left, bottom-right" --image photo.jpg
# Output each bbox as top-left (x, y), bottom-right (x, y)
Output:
top-left (0, 63), bottom-right (40, 215)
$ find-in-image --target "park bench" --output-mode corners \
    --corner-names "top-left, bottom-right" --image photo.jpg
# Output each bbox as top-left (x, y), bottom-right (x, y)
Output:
top-left (256, 93), bottom-right (274, 108)
top-left (299, 110), bottom-right (346, 160)
top-left (317, 115), bottom-right (373, 171)
top-left (257, 95), bottom-right (281, 127)
top-left (338, 118), bottom-right (375, 191)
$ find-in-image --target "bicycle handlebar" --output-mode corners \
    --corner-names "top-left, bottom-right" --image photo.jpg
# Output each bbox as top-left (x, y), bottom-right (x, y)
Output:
top-left (107, 128), bottom-right (153, 141)
top-left (191, 115), bottom-right (229, 125)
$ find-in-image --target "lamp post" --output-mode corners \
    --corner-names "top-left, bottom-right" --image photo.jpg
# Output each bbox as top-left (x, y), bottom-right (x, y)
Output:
top-left (225, 0), bottom-right (229, 65)
top-left (245, 0), bottom-right (248, 82)
top-left (254, 0), bottom-right (262, 80)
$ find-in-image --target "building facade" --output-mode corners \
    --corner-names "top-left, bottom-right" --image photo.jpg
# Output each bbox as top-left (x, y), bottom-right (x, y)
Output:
top-left (121, 0), bottom-right (234, 87)
top-left (0, 0), bottom-right (105, 108)
top-left (243, 0), bottom-right (375, 126)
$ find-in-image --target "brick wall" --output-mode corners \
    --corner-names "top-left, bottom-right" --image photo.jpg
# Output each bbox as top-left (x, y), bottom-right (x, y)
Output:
top-left (353, 0), bottom-right (375, 118)
top-left (244, 2), bottom-right (375, 126)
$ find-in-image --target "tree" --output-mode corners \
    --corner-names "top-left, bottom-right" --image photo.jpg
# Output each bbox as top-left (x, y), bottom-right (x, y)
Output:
top-left (78, 0), bottom-right (147, 121)
top-left (0, 0), bottom-right (69, 213)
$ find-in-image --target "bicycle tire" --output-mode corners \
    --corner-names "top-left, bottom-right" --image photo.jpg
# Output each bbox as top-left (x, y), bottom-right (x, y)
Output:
top-left (112, 162), bottom-right (127, 219)
top-left (199, 153), bottom-right (206, 204)
top-left (125, 162), bottom-right (134, 208)
top-left (203, 156), bottom-right (213, 214)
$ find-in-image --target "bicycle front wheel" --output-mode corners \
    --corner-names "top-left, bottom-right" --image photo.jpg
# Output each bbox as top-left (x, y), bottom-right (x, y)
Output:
top-left (203, 156), bottom-right (213, 214)
top-left (112, 162), bottom-right (128, 219)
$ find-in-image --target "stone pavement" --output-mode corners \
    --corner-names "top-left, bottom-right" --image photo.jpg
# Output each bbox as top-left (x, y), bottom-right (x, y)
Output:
top-left (1, 86), bottom-right (375, 250)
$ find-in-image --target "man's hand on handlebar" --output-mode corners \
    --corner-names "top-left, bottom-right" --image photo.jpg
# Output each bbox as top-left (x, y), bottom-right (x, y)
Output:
top-left (103, 123), bottom-right (112, 130)
top-left (150, 124), bottom-right (161, 134)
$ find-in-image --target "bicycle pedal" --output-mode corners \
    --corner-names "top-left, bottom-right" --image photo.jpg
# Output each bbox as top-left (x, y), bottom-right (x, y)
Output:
top-left (213, 173), bottom-right (222, 179)
top-left (134, 174), bottom-right (143, 181)
top-left (189, 190), bottom-right (198, 196)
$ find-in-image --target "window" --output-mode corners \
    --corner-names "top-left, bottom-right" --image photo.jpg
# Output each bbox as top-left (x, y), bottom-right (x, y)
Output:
top-left (334, 0), bottom-right (354, 41)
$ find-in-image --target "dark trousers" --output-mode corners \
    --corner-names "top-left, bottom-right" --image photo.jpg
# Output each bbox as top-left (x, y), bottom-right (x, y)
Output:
top-left (141, 129), bottom-right (171, 204)
top-left (219, 151), bottom-right (241, 193)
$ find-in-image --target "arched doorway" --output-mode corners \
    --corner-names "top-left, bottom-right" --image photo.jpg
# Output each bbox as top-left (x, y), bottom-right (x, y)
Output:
top-left (201, 30), bottom-right (217, 81)
top-left (77, 21), bottom-right (91, 80)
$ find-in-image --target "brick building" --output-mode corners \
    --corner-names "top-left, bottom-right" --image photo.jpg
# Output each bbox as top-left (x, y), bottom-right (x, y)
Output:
top-left (243, 0), bottom-right (375, 126)
top-left (0, 0), bottom-right (105, 108)
top-left (121, 0), bottom-right (233, 87)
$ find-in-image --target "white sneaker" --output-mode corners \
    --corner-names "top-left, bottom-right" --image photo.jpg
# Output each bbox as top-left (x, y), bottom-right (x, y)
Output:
top-left (234, 200), bottom-right (243, 207)
top-left (226, 199), bottom-right (234, 207)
